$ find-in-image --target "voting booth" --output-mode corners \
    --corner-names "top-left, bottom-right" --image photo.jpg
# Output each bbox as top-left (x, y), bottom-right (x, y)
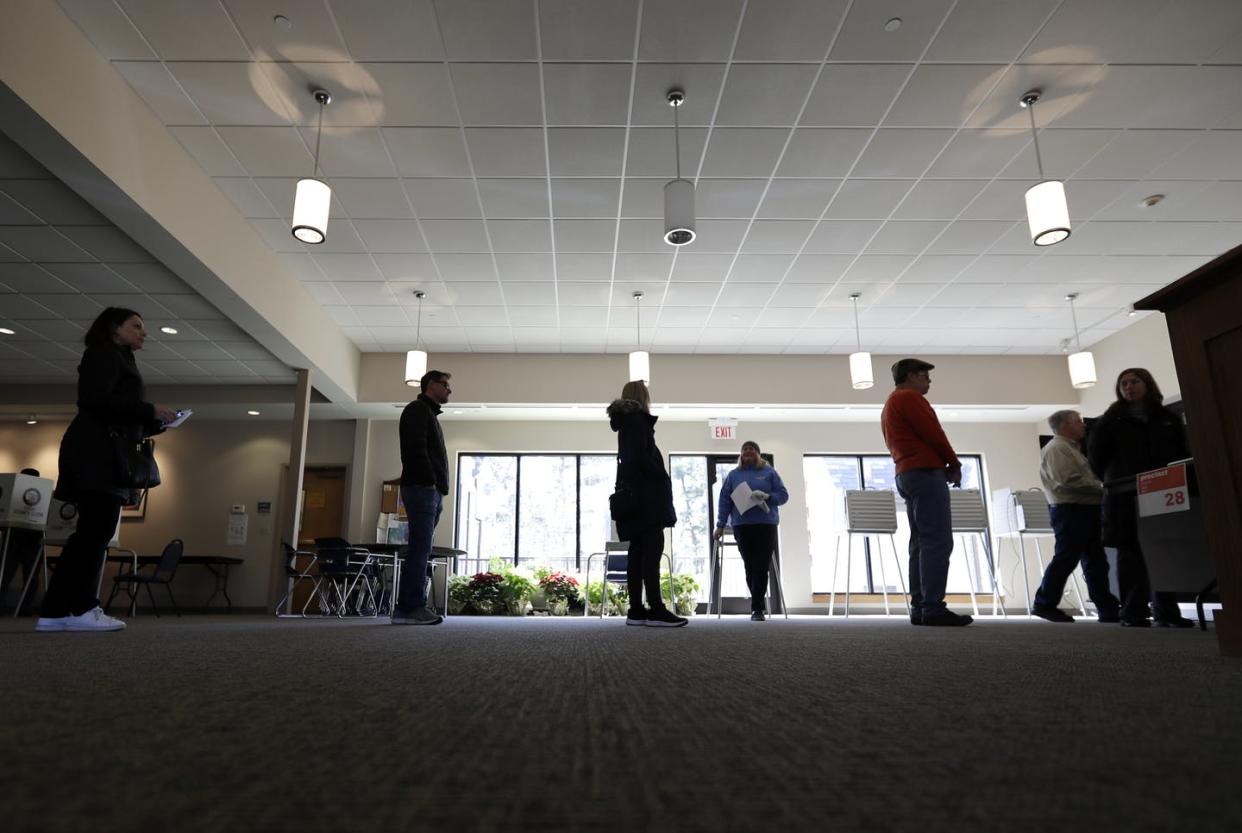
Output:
top-left (992, 487), bottom-right (1089, 617)
top-left (0, 472), bottom-right (53, 613)
top-left (1133, 459), bottom-right (1216, 628)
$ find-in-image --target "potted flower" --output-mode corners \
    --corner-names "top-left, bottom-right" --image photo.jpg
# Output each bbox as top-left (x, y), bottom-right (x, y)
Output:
top-left (467, 571), bottom-right (504, 614)
top-left (661, 572), bottom-right (701, 616)
top-left (539, 571), bottom-right (580, 616)
top-left (498, 569), bottom-right (536, 616)
top-left (447, 574), bottom-right (472, 615)
top-left (585, 580), bottom-right (628, 617)
top-left (530, 565), bottom-right (552, 611)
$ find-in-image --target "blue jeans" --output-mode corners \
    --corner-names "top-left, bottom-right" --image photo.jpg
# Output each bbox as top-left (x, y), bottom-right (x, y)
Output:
top-left (895, 468), bottom-right (953, 614)
top-left (397, 485), bottom-right (442, 611)
top-left (1034, 503), bottom-right (1119, 613)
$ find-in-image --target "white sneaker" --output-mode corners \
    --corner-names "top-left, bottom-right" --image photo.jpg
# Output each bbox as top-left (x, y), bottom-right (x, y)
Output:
top-left (35, 616), bottom-right (69, 632)
top-left (61, 607), bottom-right (126, 632)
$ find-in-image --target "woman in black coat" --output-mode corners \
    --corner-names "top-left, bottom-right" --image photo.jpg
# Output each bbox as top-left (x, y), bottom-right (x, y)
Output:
top-left (607, 380), bottom-right (685, 628)
top-left (1087, 367), bottom-right (1194, 627)
top-left (37, 308), bottom-right (176, 633)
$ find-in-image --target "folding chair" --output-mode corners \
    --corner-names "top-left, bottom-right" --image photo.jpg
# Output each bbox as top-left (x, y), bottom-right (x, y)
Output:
top-left (949, 489), bottom-right (1005, 618)
top-left (582, 541), bottom-right (674, 617)
top-left (829, 490), bottom-right (908, 618)
top-left (705, 533), bottom-right (788, 619)
top-left (314, 538), bottom-right (380, 617)
top-left (107, 539), bottom-right (183, 617)
top-left (275, 541), bottom-right (321, 617)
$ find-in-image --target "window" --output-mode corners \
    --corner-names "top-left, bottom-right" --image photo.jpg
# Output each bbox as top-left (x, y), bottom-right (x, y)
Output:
top-left (804, 454), bottom-right (991, 595)
top-left (455, 453), bottom-right (615, 574)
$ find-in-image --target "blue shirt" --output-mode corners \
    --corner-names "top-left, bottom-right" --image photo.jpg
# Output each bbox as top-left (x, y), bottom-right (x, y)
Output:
top-left (716, 465), bottom-right (789, 528)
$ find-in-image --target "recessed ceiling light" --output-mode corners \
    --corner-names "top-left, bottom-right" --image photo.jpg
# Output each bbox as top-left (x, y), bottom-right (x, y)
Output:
top-left (273, 14), bottom-right (292, 29)
top-left (1139, 194), bottom-right (1165, 208)
top-left (0, 327), bottom-right (14, 335)
top-left (884, 17), bottom-right (902, 31)
top-left (160, 326), bottom-right (178, 335)
top-left (247, 410), bottom-right (261, 416)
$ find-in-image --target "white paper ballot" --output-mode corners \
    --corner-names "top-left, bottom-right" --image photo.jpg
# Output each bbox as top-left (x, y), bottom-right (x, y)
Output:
top-left (731, 480), bottom-right (769, 514)
top-left (163, 409), bottom-right (192, 428)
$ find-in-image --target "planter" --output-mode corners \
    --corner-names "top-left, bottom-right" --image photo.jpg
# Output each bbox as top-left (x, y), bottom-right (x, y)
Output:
top-left (530, 589), bottom-right (548, 611)
top-left (675, 597), bottom-right (696, 616)
top-left (505, 598), bottom-right (529, 616)
top-left (473, 599), bottom-right (496, 615)
top-left (447, 598), bottom-right (468, 615)
top-left (547, 597), bottom-right (569, 616)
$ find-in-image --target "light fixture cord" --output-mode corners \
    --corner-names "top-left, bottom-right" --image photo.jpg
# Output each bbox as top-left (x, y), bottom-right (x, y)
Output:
top-left (635, 294), bottom-right (641, 349)
top-left (1069, 296), bottom-right (1082, 350)
top-left (1026, 101), bottom-right (1046, 180)
top-left (312, 97), bottom-right (325, 178)
top-left (416, 294), bottom-right (423, 348)
top-left (851, 296), bottom-right (862, 352)
top-left (673, 99), bottom-right (682, 181)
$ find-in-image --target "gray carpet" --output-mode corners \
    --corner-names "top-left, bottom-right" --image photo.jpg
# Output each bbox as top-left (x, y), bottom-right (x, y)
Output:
top-left (2, 614), bottom-right (1240, 833)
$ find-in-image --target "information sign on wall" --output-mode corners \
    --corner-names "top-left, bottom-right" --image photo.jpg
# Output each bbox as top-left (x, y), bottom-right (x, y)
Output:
top-left (1137, 463), bottom-right (1189, 517)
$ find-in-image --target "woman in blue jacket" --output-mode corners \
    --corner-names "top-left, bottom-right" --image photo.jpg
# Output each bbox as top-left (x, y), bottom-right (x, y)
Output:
top-left (714, 441), bottom-right (789, 621)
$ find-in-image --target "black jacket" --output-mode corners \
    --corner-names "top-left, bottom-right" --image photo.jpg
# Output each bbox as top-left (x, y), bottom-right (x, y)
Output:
top-left (400, 393), bottom-right (449, 495)
top-left (1087, 402), bottom-right (1189, 548)
top-left (607, 399), bottom-right (676, 539)
top-left (55, 345), bottom-right (162, 502)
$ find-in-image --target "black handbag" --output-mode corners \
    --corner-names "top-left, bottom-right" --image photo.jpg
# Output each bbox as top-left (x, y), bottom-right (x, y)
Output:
top-left (112, 430), bottom-right (161, 490)
top-left (609, 458), bottom-right (637, 523)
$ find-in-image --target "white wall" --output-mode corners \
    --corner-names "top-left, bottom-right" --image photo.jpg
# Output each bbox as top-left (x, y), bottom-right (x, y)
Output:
top-left (1078, 313), bottom-right (1180, 415)
top-left (354, 416), bottom-right (1047, 611)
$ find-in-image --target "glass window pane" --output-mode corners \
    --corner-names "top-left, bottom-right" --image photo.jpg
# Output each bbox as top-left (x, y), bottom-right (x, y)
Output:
top-left (670, 456), bottom-right (709, 599)
top-left (579, 455), bottom-right (616, 563)
top-left (804, 456), bottom-right (865, 592)
top-left (455, 455), bottom-right (516, 575)
top-left (517, 456), bottom-right (577, 572)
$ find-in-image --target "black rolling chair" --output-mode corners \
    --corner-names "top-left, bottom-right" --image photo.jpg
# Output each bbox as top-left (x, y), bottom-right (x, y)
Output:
top-left (107, 538), bottom-right (184, 617)
top-left (313, 537), bottom-right (380, 617)
top-left (275, 542), bottom-right (321, 617)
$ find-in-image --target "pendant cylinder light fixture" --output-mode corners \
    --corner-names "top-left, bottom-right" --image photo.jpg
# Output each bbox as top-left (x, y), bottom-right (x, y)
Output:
top-left (405, 291), bottom-right (428, 387)
top-left (1064, 292), bottom-right (1096, 389)
top-left (629, 291), bottom-right (650, 383)
top-left (663, 89), bottom-right (696, 246)
top-left (292, 89), bottom-right (332, 244)
top-left (1020, 90), bottom-right (1070, 246)
top-left (848, 292), bottom-right (874, 390)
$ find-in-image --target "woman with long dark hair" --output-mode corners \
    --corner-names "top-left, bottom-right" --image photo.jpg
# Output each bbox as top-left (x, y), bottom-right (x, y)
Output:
top-left (1087, 368), bottom-right (1194, 628)
top-left (37, 308), bottom-right (177, 632)
top-left (607, 380), bottom-right (686, 627)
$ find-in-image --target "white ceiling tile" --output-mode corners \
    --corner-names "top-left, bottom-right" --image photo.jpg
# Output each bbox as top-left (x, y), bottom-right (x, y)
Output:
top-left (539, 0), bottom-right (639, 60)
top-left (489, 220), bottom-right (553, 252)
top-left (885, 65), bottom-right (1005, 128)
top-left (768, 283), bottom-right (829, 306)
top-left (217, 127), bottom-right (311, 177)
top-left (333, 178), bottom-right (416, 220)
top-left (354, 219), bottom-right (428, 253)
top-left (150, 294), bottom-right (223, 319)
top-left (655, 307), bottom-right (710, 327)
top-left (853, 129), bottom-right (955, 178)
top-left (829, 0), bottom-right (956, 61)
top-left (359, 63), bottom-right (457, 126)
top-left (403, 178), bottom-right (479, 219)
top-left (547, 129), bottom-right (627, 176)
top-left (503, 282), bottom-right (558, 305)
top-left (0, 192), bottom-right (41, 225)
top-left (166, 62), bottom-right (290, 126)
top-left (560, 308), bottom-right (609, 328)
top-left (624, 127), bottom-right (709, 177)
top-left (959, 179), bottom-right (1032, 221)
top-left (310, 253), bottom-right (383, 281)
top-left (213, 177), bottom-right (280, 219)
top-left (0, 227), bottom-right (94, 262)
top-left (776, 129), bottom-right (873, 177)
top-left (716, 283), bottom-right (776, 306)
top-left (1072, 130), bottom-right (1197, 180)
top-left (39, 263), bottom-right (131, 294)
top-left (756, 180), bottom-right (839, 219)
top-left (1025, 0), bottom-right (1242, 65)
top-left (169, 127), bottom-right (247, 176)
top-left (741, 221), bottom-right (816, 254)
top-left (553, 220), bottom-right (617, 253)
top-left (353, 305), bottom-right (411, 326)
top-left (865, 221), bottom-right (948, 255)
top-left (824, 179), bottom-right (913, 219)
top-left (619, 179), bottom-right (663, 218)
top-left (420, 219), bottom-right (490, 253)
top-left (466, 128), bottom-right (547, 177)
top-left (557, 283), bottom-right (611, 305)
top-left (551, 179), bottom-right (621, 219)
top-left (926, 0), bottom-right (1060, 62)
top-left (335, 282), bottom-right (397, 305)
top-left (118, 0), bottom-right (250, 60)
top-left (302, 282), bottom-right (347, 305)
top-left (842, 255), bottom-right (916, 283)
top-left (650, 328), bottom-right (704, 347)
top-left (663, 281), bottom-right (722, 306)
top-left (372, 253), bottom-right (438, 281)
top-left (804, 220), bottom-right (883, 254)
top-left (330, 0), bottom-right (445, 60)
top-left (709, 307), bottom-right (761, 327)
top-left (998, 130), bottom-right (1117, 180)
top-left (872, 282), bottom-right (944, 306)
top-left (435, 0), bottom-right (537, 60)
top-left (383, 128), bottom-right (471, 176)
top-left (24, 293), bottom-right (103, 318)
top-left (59, 0), bottom-right (156, 59)
top-left (670, 254), bottom-right (733, 282)
top-left (800, 64), bottom-right (908, 128)
top-left (630, 65), bottom-right (727, 125)
top-left (556, 253), bottom-right (613, 280)
top-left (0, 264), bottom-right (71, 293)
top-left (456, 307), bottom-right (512, 326)
top-left (924, 221), bottom-right (1014, 255)
top-left (494, 253), bottom-right (554, 281)
top-left (1152, 131), bottom-right (1242, 179)
top-left (223, 0), bottom-right (346, 62)
top-left (435, 253), bottom-right (497, 281)
top-left (113, 62), bottom-right (206, 125)
top-left (542, 64), bottom-right (632, 125)
top-left (638, 0), bottom-right (745, 61)
top-left (701, 129), bottom-right (790, 178)
top-left (687, 220), bottom-right (750, 253)
top-left (695, 179), bottom-right (768, 219)
top-left (477, 179), bottom-right (551, 217)
top-left (451, 63), bottom-right (543, 125)
top-left (892, 180), bottom-right (985, 220)
top-left (729, 254), bottom-right (795, 282)
top-left (900, 255), bottom-right (974, 283)
top-left (295, 127), bottom-right (395, 177)
top-left (615, 253), bottom-right (673, 281)
top-left (734, 0), bottom-right (849, 60)
top-left (926, 129), bottom-right (1027, 179)
top-left (716, 65), bottom-right (820, 126)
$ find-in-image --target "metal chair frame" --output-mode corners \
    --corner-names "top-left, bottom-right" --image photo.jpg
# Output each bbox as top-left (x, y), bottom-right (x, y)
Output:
top-left (829, 490), bottom-right (909, 618)
top-left (705, 534), bottom-right (788, 619)
top-left (582, 542), bottom-right (675, 618)
top-left (275, 542), bottom-right (322, 617)
top-left (106, 539), bottom-right (183, 617)
top-left (948, 489), bottom-right (1006, 618)
top-left (997, 489), bottom-right (1088, 618)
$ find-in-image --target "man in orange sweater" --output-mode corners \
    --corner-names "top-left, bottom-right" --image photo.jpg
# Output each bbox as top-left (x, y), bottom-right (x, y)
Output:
top-left (881, 358), bottom-right (973, 627)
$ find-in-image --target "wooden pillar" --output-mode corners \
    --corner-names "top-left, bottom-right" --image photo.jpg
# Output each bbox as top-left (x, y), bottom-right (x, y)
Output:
top-left (268, 369), bottom-right (312, 612)
top-left (1136, 244), bottom-right (1242, 656)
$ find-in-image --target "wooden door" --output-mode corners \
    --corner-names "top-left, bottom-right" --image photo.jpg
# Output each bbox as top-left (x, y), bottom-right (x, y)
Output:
top-left (298, 467), bottom-right (347, 548)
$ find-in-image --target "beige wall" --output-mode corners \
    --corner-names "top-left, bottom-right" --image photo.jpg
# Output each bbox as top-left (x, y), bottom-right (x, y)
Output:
top-left (354, 416), bottom-right (1048, 611)
top-left (0, 419), bottom-right (355, 609)
top-left (1077, 313), bottom-right (1180, 416)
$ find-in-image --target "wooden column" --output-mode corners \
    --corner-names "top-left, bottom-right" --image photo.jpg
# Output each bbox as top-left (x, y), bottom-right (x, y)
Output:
top-left (268, 368), bottom-right (312, 613)
top-left (1136, 243), bottom-right (1242, 656)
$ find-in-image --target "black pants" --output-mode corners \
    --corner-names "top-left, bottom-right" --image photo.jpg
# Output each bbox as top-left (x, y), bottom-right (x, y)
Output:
top-left (627, 527), bottom-right (665, 611)
top-left (1116, 545), bottom-right (1181, 623)
top-left (1, 527), bottom-right (42, 615)
top-left (1034, 503), bottom-right (1119, 614)
top-left (733, 524), bottom-right (777, 612)
top-left (41, 492), bottom-right (123, 618)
